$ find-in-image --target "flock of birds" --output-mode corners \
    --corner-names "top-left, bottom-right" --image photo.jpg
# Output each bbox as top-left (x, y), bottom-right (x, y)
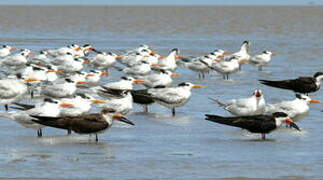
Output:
top-left (0, 41), bottom-right (321, 141)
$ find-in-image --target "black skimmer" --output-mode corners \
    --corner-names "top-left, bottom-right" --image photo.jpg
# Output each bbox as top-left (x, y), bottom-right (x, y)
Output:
top-left (31, 108), bottom-right (134, 142)
top-left (259, 72), bottom-right (323, 94)
top-left (205, 112), bottom-right (300, 140)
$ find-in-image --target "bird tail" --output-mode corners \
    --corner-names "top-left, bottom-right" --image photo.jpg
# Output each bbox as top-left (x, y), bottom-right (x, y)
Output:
top-left (0, 111), bottom-right (14, 119)
top-left (209, 98), bottom-right (227, 107)
top-left (259, 79), bottom-right (289, 89)
top-left (205, 114), bottom-right (235, 126)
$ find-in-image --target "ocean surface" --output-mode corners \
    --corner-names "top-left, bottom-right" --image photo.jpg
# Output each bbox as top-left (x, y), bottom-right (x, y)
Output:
top-left (0, 6), bottom-right (323, 179)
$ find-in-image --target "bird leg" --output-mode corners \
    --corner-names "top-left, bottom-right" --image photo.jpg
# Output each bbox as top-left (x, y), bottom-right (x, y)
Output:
top-left (261, 133), bottom-right (266, 140)
top-left (37, 129), bottom-right (42, 137)
top-left (95, 134), bottom-right (98, 142)
top-left (202, 73), bottom-right (205, 79)
top-left (143, 105), bottom-right (148, 113)
top-left (222, 74), bottom-right (225, 80)
top-left (258, 66), bottom-right (263, 71)
top-left (31, 90), bottom-right (34, 99)
top-left (172, 108), bottom-right (176, 116)
top-left (67, 129), bottom-right (72, 135)
top-left (4, 104), bottom-right (8, 111)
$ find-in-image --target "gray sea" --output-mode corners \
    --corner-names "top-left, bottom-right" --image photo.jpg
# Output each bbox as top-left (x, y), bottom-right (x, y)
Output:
top-left (0, 6), bottom-right (322, 179)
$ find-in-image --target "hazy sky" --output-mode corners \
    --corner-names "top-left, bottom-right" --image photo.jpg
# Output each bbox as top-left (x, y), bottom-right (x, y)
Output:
top-left (0, 0), bottom-right (321, 5)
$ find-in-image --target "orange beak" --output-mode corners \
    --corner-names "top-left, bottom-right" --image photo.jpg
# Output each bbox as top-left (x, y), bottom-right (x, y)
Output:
top-left (214, 59), bottom-right (221, 63)
top-left (223, 51), bottom-right (232, 55)
top-left (271, 52), bottom-right (277, 56)
top-left (10, 48), bottom-right (16, 51)
top-left (46, 70), bottom-right (64, 73)
top-left (60, 103), bottom-right (74, 108)
top-left (86, 73), bottom-right (95, 77)
top-left (29, 50), bottom-right (36, 54)
top-left (192, 85), bottom-right (204, 88)
top-left (101, 72), bottom-right (110, 76)
top-left (159, 56), bottom-right (166, 59)
top-left (133, 79), bottom-right (145, 83)
top-left (91, 99), bottom-right (107, 104)
top-left (309, 99), bottom-right (320, 103)
top-left (116, 56), bottom-right (124, 60)
top-left (113, 113), bottom-right (124, 119)
top-left (83, 60), bottom-right (91, 64)
top-left (76, 81), bottom-right (88, 84)
top-left (217, 55), bottom-right (224, 58)
top-left (151, 64), bottom-right (160, 66)
top-left (75, 47), bottom-right (82, 51)
top-left (24, 78), bottom-right (39, 82)
top-left (175, 56), bottom-right (183, 59)
top-left (151, 50), bottom-right (158, 55)
top-left (171, 73), bottom-right (181, 77)
top-left (88, 47), bottom-right (95, 51)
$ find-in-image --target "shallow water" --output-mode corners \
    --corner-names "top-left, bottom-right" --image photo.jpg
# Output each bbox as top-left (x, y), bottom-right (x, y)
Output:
top-left (0, 5), bottom-right (323, 179)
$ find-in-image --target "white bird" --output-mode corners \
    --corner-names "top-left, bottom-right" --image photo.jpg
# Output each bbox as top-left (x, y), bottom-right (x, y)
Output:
top-left (51, 52), bottom-right (74, 66)
top-left (91, 52), bottom-right (117, 70)
top-left (203, 56), bottom-right (240, 80)
top-left (59, 93), bottom-right (107, 117)
top-left (185, 55), bottom-right (218, 79)
top-left (0, 45), bottom-right (16, 58)
top-left (228, 41), bottom-right (251, 70)
top-left (41, 78), bottom-right (87, 98)
top-left (0, 98), bottom-right (63, 137)
top-left (250, 51), bottom-right (277, 71)
top-left (156, 48), bottom-right (179, 72)
top-left (141, 69), bottom-right (180, 88)
top-left (2, 50), bottom-right (31, 67)
top-left (101, 76), bottom-right (144, 91)
top-left (264, 94), bottom-right (320, 122)
top-left (31, 50), bottom-right (50, 65)
top-left (147, 82), bottom-right (203, 116)
top-left (85, 70), bottom-right (109, 84)
top-left (57, 58), bottom-right (87, 73)
top-left (46, 44), bottom-right (79, 56)
top-left (0, 78), bottom-right (39, 110)
top-left (122, 60), bottom-right (157, 76)
top-left (102, 91), bottom-right (133, 115)
top-left (118, 52), bottom-right (147, 67)
top-left (211, 89), bottom-right (266, 116)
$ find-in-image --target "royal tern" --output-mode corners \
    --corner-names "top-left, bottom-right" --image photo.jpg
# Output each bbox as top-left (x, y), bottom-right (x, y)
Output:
top-left (202, 56), bottom-right (239, 80)
top-left (91, 52), bottom-right (117, 70)
top-left (0, 98), bottom-right (63, 137)
top-left (229, 41), bottom-right (251, 69)
top-left (155, 48), bottom-right (179, 72)
top-left (259, 72), bottom-right (323, 94)
top-left (41, 78), bottom-right (87, 98)
top-left (210, 89), bottom-right (265, 116)
top-left (0, 45), bottom-right (15, 58)
top-left (205, 112), bottom-right (300, 140)
top-left (101, 76), bottom-right (144, 91)
top-left (264, 94), bottom-right (320, 121)
top-left (250, 51), bottom-right (277, 71)
top-left (31, 108), bottom-right (134, 142)
top-left (147, 82), bottom-right (203, 116)
top-left (0, 78), bottom-right (39, 110)
top-left (141, 69), bottom-right (180, 88)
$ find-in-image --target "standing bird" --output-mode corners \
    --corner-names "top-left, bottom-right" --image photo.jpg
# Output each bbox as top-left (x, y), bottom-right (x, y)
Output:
top-left (0, 45), bottom-right (16, 58)
top-left (202, 56), bottom-right (240, 80)
top-left (210, 89), bottom-right (266, 116)
top-left (205, 112), bottom-right (300, 140)
top-left (31, 108), bottom-right (134, 142)
top-left (259, 72), bottom-right (323, 95)
top-left (250, 51), bottom-right (277, 71)
top-left (0, 98), bottom-right (65, 137)
top-left (41, 78), bottom-right (87, 98)
top-left (0, 78), bottom-right (39, 111)
top-left (228, 41), bottom-right (251, 70)
top-left (146, 82), bottom-right (203, 116)
top-left (264, 94), bottom-right (320, 122)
